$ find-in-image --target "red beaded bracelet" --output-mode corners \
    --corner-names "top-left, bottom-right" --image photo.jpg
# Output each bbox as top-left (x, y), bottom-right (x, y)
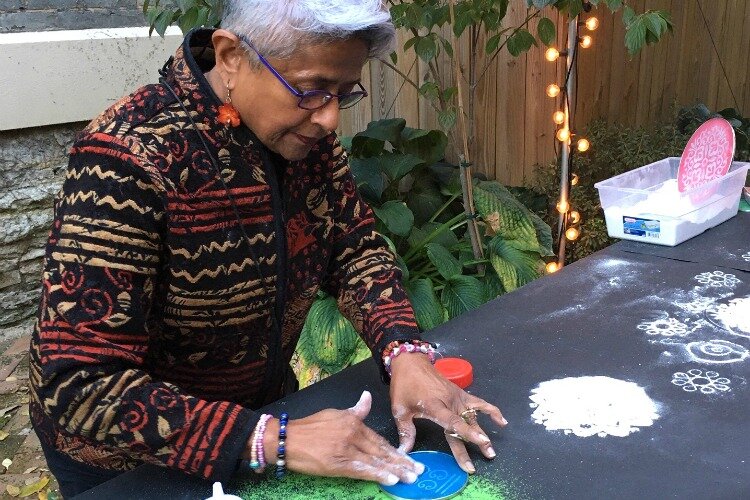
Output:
top-left (382, 340), bottom-right (437, 375)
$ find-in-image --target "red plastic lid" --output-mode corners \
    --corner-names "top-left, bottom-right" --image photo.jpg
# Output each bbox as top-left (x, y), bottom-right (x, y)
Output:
top-left (435, 357), bottom-right (473, 389)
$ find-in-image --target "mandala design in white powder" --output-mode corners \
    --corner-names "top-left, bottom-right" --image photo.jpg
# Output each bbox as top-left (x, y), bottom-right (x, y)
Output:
top-left (705, 297), bottom-right (750, 338)
top-left (671, 369), bottom-right (731, 394)
top-left (686, 339), bottom-right (750, 364)
top-left (637, 317), bottom-right (689, 337)
top-left (529, 376), bottom-right (660, 438)
top-left (694, 271), bottom-right (741, 288)
top-left (677, 296), bottom-right (715, 314)
top-left (742, 252), bottom-right (750, 262)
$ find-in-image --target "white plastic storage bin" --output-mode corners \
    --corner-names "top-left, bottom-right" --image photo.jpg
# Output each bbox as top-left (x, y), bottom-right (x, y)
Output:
top-left (594, 158), bottom-right (750, 246)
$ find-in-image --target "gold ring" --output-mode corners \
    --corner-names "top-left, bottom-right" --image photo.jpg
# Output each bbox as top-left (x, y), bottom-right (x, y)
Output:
top-left (460, 408), bottom-right (478, 425)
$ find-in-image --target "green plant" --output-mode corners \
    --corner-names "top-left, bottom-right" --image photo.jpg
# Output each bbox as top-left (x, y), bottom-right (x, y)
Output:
top-left (531, 119), bottom-right (688, 262)
top-left (293, 119), bottom-right (553, 386)
top-left (676, 103), bottom-right (750, 162)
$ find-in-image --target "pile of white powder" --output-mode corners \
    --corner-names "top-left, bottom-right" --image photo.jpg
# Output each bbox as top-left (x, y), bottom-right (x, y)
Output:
top-left (529, 376), bottom-right (660, 438)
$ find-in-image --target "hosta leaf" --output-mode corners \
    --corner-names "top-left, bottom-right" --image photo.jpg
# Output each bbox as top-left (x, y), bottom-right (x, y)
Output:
top-left (373, 201), bottom-right (414, 237)
top-left (349, 339), bottom-right (372, 365)
top-left (378, 152), bottom-right (424, 181)
top-left (488, 237), bottom-right (544, 292)
top-left (408, 226), bottom-right (428, 249)
top-left (426, 242), bottom-right (462, 279)
top-left (405, 278), bottom-right (444, 331)
top-left (296, 296), bottom-right (360, 374)
top-left (421, 221), bottom-right (459, 250)
top-left (400, 129), bottom-right (448, 166)
top-left (482, 271), bottom-right (506, 301)
top-left (406, 178), bottom-right (444, 226)
top-left (441, 275), bottom-right (484, 320)
top-left (350, 157), bottom-right (386, 200)
top-left (355, 118), bottom-right (406, 145)
top-left (473, 181), bottom-right (541, 252)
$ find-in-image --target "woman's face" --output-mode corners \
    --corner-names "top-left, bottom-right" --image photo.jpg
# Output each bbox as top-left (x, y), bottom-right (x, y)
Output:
top-left (232, 37), bottom-right (369, 161)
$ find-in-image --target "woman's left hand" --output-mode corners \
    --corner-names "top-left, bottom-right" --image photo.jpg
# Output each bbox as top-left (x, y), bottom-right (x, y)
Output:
top-left (389, 353), bottom-right (507, 474)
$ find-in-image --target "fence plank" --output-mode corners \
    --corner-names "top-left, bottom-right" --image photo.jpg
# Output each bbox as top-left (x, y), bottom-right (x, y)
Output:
top-left (339, 1), bottom-right (750, 186)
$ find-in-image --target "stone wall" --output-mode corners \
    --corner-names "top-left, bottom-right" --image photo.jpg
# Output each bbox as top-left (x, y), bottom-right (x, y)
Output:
top-left (0, 0), bottom-right (144, 33)
top-left (0, 123), bottom-right (83, 328)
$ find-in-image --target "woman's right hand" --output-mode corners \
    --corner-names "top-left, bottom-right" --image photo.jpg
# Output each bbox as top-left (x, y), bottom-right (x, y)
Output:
top-left (261, 391), bottom-right (424, 485)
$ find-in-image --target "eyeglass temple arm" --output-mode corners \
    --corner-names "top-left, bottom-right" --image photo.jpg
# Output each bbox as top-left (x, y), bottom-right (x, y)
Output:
top-left (238, 35), bottom-right (304, 98)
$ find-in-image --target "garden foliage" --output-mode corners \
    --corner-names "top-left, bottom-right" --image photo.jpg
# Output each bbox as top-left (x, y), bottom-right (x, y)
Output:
top-left (294, 119), bottom-right (552, 386)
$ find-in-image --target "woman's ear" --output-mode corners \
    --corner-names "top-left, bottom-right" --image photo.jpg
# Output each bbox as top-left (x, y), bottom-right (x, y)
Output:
top-left (211, 29), bottom-right (244, 88)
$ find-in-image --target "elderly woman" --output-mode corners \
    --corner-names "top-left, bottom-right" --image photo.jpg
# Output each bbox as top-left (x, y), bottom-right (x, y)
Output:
top-left (29, 0), bottom-right (506, 496)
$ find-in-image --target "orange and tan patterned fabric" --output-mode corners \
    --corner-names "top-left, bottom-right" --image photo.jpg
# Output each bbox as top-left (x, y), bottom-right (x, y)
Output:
top-left (29, 29), bottom-right (420, 483)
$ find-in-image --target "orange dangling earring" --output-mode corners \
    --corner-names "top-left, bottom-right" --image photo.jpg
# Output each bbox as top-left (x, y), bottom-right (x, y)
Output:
top-left (218, 81), bottom-right (240, 127)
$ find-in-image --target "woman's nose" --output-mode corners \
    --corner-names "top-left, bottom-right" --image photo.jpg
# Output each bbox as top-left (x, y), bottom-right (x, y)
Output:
top-left (310, 100), bottom-right (340, 133)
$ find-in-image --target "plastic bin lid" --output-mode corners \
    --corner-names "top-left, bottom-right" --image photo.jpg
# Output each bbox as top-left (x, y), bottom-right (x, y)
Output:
top-left (435, 358), bottom-right (473, 389)
top-left (678, 117), bottom-right (735, 192)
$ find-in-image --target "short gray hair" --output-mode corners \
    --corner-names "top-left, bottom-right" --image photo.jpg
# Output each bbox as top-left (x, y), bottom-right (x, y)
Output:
top-left (221, 0), bottom-right (395, 61)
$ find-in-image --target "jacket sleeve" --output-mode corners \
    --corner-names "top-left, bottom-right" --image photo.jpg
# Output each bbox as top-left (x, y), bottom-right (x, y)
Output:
top-left (321, 138), bottom-right (422, 375)
top-left (29, 132), bottom-right (256, 482)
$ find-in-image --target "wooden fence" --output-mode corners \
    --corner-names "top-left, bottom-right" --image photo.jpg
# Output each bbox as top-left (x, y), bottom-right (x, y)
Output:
top-left (338, 0), bottom-right (750, 186)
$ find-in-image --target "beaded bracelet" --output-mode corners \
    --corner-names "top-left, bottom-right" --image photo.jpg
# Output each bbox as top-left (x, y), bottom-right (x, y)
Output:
top-left (275, 412), bottom-right (288, 479)
top-left (382, 340), bottom-right (437, 375)
top-left (250, 413), bottom-right (272, 472)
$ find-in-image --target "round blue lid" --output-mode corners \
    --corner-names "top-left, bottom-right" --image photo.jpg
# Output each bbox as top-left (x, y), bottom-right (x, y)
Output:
top-left (379, 451), bottom-right (468, 500)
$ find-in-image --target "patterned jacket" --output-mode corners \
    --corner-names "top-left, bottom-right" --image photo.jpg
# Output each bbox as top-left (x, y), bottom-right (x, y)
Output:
top-left (29, 29), bottom-right (420, 483)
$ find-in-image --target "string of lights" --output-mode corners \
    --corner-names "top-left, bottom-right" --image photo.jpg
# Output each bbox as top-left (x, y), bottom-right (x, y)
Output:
top-left (544, 6), bottom-right (598, 273)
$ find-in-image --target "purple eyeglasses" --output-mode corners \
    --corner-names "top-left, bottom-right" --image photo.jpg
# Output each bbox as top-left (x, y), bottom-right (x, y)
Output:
top-left (237, 34), bottom-right (368, 110)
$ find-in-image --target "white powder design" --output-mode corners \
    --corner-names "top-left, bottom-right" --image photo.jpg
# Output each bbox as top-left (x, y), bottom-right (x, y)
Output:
top-left (671, 369), bottom-right (731, 394)
top-left (529, 376), bottom-right (660, 438)
top-left (706, 296), bottom-right (750, 338)
top-left (676, 296), bottom-right (715, 314)
top-left (637, 317), bottom-right (689, 337)
top-left (685, 339), bottom-right (750, 364)
top-left (694, 271), bottom-right (741, 288)
top-left (742, 252), bottom-right (750, 262)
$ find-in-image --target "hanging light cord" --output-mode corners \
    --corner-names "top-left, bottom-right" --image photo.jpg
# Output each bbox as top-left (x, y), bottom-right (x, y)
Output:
top-left (696, 0), bottom-right (741, 113)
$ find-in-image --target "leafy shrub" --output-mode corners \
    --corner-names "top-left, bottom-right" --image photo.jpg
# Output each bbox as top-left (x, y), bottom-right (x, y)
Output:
top-left (293, 119), bottom-right (553, 387)
top-left (676, 103), bottom-right (750, 162)
top-left (530, 120), bottom-right (689, 262)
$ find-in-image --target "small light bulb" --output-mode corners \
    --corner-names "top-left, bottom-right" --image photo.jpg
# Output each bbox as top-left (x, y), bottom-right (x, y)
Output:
top-left (556, 128), bottom-right (570, 142)
top-left (585, 17), bottom-right (599, 31)
top-left (546, 262), bottom-right (559, 273)
top-left (571, 173), bottom-right (579, 186)
top-left (577, 138), bottom-right (590, 152)
top-left (546, 84), bottom-right (561, 98)
top-left (570, 210), bottom-right (581, 224)
top-left (545, 47), bottom-right (560, 62)
top-left (556, 200), bottom-right (569, 213)
top-left (565, 227), bottom-right (580, 241)
top-left (580, 35), bottom-right (593, 49)
top-left (552, 111), bottom-right (565, 125)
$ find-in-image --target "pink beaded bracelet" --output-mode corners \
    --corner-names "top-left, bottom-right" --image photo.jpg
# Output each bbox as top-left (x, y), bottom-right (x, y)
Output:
top-left (382, 340), bottom-right (437, 375)
top-left (250, 413), bottom-right (272, 473)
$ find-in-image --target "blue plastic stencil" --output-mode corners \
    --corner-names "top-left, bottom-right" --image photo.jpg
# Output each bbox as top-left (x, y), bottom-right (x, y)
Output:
top-left (380, 451), bottom-right (468, 500)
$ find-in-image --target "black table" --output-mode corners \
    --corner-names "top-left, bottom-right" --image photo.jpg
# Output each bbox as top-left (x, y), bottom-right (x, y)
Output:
top-left (76, 214), bottom-right (750, 499)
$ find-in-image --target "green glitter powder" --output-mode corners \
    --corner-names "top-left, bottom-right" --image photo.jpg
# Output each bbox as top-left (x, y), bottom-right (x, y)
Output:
top-left (238, 472), bottom-right (522, 499)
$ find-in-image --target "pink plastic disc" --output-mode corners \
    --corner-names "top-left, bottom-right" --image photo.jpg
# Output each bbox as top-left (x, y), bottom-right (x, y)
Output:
top-left (678, 117), bottom-right (735, 193)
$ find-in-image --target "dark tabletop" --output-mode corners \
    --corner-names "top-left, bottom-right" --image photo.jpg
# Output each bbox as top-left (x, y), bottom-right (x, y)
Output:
top-left (75, 215), bottom-right (750, 500)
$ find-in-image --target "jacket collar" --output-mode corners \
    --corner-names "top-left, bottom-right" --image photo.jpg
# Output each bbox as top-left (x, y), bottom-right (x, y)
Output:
top-left (160, 28), bottom-right (256, 146)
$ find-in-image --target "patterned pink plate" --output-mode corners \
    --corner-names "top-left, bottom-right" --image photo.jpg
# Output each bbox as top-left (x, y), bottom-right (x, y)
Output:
top-left (678, 117), bottom-right (735, 193)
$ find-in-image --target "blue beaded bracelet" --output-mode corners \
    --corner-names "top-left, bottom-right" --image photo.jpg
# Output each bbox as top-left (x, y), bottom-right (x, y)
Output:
top-left (275, 412), bottom-right (288, 479)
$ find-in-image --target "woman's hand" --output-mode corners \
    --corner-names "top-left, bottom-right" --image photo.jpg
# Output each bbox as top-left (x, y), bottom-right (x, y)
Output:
top-left (389, 353), bottom-right (507, 474)
top-left (257, 391), bottom-right (424, 485)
